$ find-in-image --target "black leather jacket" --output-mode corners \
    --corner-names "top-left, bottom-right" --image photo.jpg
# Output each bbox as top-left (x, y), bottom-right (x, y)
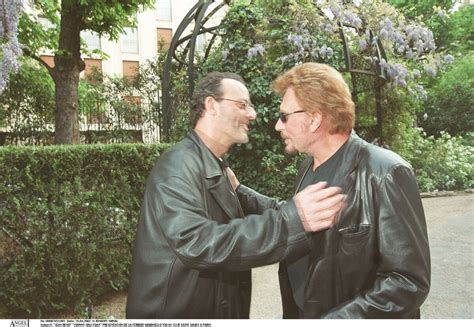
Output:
top-left (126, 131), bottom-right (310, 318)
top-left (237, 134), bottom-right (431, 318)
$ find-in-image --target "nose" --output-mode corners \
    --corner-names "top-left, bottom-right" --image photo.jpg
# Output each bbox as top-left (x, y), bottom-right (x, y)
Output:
top-left (246, 105), bottom-right (257, 120)
top-left (275, 117), bottom-right (284, 132)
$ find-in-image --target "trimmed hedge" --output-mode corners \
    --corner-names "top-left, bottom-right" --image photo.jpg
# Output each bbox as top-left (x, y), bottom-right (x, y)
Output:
top-left (0, 143), bottom-right (170, 317)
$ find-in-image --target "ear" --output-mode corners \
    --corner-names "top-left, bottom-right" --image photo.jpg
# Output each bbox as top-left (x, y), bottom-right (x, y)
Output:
top-left (309, 112), bottom-right (322, 133)
top-left (204, 96), bottom-right (218, 115)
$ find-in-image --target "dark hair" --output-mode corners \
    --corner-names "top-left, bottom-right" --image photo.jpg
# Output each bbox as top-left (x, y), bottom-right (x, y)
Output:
top-left (190, 72), bottom-right (245, 127)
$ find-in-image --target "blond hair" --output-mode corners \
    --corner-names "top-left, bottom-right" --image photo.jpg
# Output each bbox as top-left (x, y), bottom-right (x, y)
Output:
top-left (273, 63), bottom-right (355, 134)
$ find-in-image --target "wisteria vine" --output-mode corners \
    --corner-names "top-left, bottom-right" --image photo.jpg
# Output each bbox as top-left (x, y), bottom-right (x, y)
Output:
top-left (240, 0), bottom-right (454, 98)
top-left (0, 0), bottom-right (24, 94)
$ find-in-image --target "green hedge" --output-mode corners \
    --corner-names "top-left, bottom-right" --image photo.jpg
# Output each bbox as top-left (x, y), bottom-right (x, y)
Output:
top-left (0, 143), bottom-right (170, 317)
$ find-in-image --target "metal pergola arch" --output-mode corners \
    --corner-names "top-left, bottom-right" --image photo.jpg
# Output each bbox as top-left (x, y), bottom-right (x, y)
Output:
top-left (160, 0), bottom-right (388, 142)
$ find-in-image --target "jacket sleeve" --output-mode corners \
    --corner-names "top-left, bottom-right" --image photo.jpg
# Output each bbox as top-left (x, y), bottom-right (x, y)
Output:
top-left (236, 184), bottom-right (285, 215)
top-left (147, 175), bottom-right (310, 272)
top-left (322, 165), bottom-right (431, 318)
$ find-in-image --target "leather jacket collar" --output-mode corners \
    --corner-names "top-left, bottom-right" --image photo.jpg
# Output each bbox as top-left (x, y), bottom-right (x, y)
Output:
top-left (188, 130), bottom-right (224, 179)
top-left (296, 132), bottom-right (363, 192)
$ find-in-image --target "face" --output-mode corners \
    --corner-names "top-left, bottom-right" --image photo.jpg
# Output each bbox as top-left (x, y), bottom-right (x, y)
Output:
top-left (275, 87), bottom-right (313, 154)
top-left (214, 78), bottom-right (257, 145)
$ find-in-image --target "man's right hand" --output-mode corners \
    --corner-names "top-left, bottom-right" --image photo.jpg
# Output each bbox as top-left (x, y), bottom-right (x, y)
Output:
top-left (293, 181), bottom-right (344, 232)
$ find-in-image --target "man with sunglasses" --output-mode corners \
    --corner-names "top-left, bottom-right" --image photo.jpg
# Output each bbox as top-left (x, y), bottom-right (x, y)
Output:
top-left (126, 72), bottom-right (345, 318)
top-left (232, 63), bottom-right (431, 318)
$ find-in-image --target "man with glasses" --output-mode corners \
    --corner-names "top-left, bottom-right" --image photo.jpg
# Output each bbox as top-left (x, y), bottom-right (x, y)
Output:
top-left (232, 63), bottom-right (431, 318)
top-left (126, 72), bottom-right (344, 318)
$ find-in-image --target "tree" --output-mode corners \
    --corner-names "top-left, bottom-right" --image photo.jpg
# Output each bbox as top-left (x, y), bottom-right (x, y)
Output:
top-left (387, 0), bottom-right (473, 54)
top-left (442, 5), bottom-right (474, 54)
top-left (419, 53), bottom-right (474, 137)
top-left (15, 0), bottom-right (154, 144)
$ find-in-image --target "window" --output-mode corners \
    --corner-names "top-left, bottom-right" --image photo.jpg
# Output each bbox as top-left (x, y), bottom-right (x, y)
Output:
top-left (121, 28), bottom-right (139, 53)
top-left (123, 96), bottom-right (143, 124)
top-left (157, 28), bottom-right (173, 51)
top-left (82, 30), bottom-right (101, 51)
top-left (156, 0), bottom-right (172, 21)
top-left (123, 60), bottom-right (140, 81)
top-left (84, 58), bottom-right (102, 83)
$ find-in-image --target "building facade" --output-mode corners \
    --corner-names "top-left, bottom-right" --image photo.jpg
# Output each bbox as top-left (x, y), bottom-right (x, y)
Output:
top-left (35, 0), bottom-right (225, 143)
top-left (83, 0), bottom-right (223, 80)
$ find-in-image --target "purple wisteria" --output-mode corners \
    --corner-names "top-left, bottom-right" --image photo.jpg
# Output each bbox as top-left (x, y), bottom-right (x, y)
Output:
top-left (222, 0), bottom-right (447, 94)
top-left (378, 58), bottom-right (409, 88)
top-left (247, 44), bottom-right (265, 58)
top-left (319, 45), bottom-right (334, 59)
top-left (221, 49), bottom-right (229, 61)
top-left (409, 84), bottom-right (428, 101)
top-left (444, 54), bottom-right (454, 63)
top-left (424, 65), bottom-right (437, 77)
top-left (1, 0), bottom-right (24, 93)
top-left (279, 31), bottom-right (334, 64)
top-left (343, 11), bottom-right (362, 29)
top-left (375, 17), bottom-right (436, 60)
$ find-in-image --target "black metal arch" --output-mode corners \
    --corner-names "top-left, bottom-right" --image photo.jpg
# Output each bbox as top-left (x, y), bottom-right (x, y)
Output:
top-left (161, 0), bottom-right (228, 141)
top-left (161, 0), bottom-right (388, 142)
top-left (338, 22), bottom-right (389, 142)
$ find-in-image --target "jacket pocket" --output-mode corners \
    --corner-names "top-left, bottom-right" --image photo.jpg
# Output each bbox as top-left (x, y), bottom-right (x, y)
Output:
top-left (337, 224), bottom-right (371, 255)
top-left (336, 224), bottom-right (373, 303)
top-left (338, 224), bottom-right (370, 237)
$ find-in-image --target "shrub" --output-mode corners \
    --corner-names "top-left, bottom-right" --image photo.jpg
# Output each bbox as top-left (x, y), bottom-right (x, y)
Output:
top-left (419, 53), bottom-right (474, 137)
top-left (0, 143), bottom-right (169, 317)
top-left (0, 59), bottom-right (55, 145)
top-left (399, 129), bottom-right (473, 192)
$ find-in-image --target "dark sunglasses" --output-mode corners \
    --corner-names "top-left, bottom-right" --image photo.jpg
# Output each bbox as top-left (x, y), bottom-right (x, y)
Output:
top-left (279, 110), bottom-right (306, 123)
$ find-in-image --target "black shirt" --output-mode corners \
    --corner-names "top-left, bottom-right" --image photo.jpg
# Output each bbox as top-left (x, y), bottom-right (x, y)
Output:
top-left (287, 140), bottom-right (349, 309)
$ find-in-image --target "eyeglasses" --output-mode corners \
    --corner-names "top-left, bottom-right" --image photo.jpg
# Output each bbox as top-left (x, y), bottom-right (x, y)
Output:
top-left (214, 97), bottom-right (255, 111)
top-left (279, 110), bottom-right (306, 123)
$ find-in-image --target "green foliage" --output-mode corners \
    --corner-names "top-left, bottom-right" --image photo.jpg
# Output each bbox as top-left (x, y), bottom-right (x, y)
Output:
top-left (387, 0), bottom-right (454, 17)
top-left (187, 2), bottom-right (344, 198)
top-left (166, 0), bottom-right (472, 196)
top-left (444, 5), bottom-right (474, 54)
top-left (0, 58), bottom-right (55, 144)
top-left (381, 88), bottom-right (423, 150)
top-left (0, 143), bottom-right (170, 317)
top-left (398, 129), bottom-right (474, 192)
top-left (17, 8), bottom-right (59, 55)
top-left (77, 56), bottom-right (164, 143)
top-left (419, 53), bottom-right (474, 137)
top-left (1, 55), bottom-right (165, 145)
top-left (389, 0), bottom-right (473, 54)
top-left (387, 0), bottom-right (453, 49)
top-left (354, 84), bottom-right (426, 149)
top-left (19, 0), bottom-right (155, 55)
top-left (14, 0), bottom-right (156, 144)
